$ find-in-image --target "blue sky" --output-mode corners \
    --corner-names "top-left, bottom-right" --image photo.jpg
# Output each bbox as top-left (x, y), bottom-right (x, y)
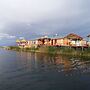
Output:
top-left (0, 0), bottom-right (90, 45)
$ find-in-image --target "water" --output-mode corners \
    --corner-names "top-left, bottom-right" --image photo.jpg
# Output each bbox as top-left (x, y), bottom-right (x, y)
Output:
top-left (0, 49), bottom-right (90, 90)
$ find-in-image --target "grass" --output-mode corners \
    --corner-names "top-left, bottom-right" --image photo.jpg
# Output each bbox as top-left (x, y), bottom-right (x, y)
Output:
top-left (5, 46), bottom-right (90, 58)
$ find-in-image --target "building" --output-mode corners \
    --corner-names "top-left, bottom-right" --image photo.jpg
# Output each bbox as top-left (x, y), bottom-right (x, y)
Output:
top-left (16, 39), bottom-right (28, 48)
top-left (16, 33), bottom-right (88, 48)
top-left (36, 36), bottom-right (51, 46)
top-left (51, 33), bottom-right (86, 47)
top-left (64, 33), bottom-right (86, 46)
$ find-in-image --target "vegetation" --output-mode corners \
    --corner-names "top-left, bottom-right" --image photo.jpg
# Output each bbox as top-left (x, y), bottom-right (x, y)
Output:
top-left (6, 46), bottom-right (21, 51)
top-left (4, 46), bottom-right (90, 58)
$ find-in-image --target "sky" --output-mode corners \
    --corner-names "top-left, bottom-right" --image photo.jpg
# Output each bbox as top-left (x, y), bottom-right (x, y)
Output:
top-left (0, 0), bottom-right (90, 45)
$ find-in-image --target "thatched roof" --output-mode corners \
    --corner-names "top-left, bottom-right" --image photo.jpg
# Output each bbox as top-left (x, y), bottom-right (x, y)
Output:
top-left (16, 39), bottom-right (27, 43)
top-left (21, 39), bottom-right (27, 42)
top-left (64, 33), bottom-right (83, 40)
top-left (16, 39), bottom-right (20, 42)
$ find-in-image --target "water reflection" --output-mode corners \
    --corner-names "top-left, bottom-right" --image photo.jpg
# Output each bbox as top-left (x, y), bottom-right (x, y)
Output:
top-left (16, 51), bottom-right (90, 75)
top-left (0, 49), bottom-right (90, 90)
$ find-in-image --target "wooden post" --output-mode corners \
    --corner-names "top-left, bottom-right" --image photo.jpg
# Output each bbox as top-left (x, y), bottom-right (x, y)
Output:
top-left (82, 46), bottom-right (84, 52)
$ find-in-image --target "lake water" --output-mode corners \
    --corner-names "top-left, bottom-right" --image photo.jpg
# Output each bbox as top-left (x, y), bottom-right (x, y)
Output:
top-left (0, 49), bottom-right (90, 90)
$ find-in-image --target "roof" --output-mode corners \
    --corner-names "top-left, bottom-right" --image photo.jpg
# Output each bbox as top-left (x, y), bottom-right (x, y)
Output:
top-left (29, 34), bottom-right (64, 40)
top-left (16, 39), bottom-right (27, 42)
top-left (36, 35), bottom-right (64, 40)
top-left (21, 39), bottom-right (27, 42)
top-left (64, 33), bottom-right (83, 40)
top-left (49, 35), bottom-right (63, 39)
top-left (16, 39), bottom-right (20, 42)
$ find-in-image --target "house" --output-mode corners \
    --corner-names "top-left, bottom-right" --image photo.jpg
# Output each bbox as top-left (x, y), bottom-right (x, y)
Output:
top-left (36, 36), bottom-right (61, 46)
top-left (16, 39), bottom-right (28, 48)
top-left (36, 36), bottom-right (51, 46)
top-left (29, 40), bottom-right (38, 48)
top-left (52, 37), bottom-right (71, 46)
top-left (49, 35), bottom-right (64, 46)
top-left (64, 33), bottom-right (85, 46)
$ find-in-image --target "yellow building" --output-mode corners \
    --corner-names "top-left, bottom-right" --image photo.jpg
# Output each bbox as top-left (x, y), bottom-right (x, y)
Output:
top-left (16, 39), bottom-right (28, 48)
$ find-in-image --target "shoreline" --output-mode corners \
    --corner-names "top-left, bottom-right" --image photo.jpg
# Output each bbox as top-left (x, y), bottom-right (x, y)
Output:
top-left (3, 46), bottom-right (90, 59)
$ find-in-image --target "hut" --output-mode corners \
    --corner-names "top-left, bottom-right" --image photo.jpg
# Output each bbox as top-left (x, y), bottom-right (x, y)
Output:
top-left (16, 39), bottom-right (28, 48)
top-left (64, 33), bottom-right (83, 46)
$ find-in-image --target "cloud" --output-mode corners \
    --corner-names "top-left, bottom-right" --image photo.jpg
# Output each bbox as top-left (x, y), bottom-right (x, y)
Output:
top-left (0, 33), bottom-right (16, 40)
top-left (19, 37), bottom-right (25, 39)
top-left (0, 0), bottom-right (90, 45)
top-left (0, 0), bottom-right (89, 23)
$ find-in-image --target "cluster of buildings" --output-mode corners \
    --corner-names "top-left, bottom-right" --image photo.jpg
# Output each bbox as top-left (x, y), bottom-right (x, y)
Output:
top-left (16, 33), bottom-right (90, 48)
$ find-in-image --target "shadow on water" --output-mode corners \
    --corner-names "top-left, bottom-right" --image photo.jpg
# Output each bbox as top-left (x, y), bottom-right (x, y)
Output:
top-left (0, 49), bottom-right (90, 90)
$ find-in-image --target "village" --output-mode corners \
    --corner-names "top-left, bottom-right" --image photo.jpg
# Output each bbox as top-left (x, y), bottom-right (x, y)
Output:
top-left (16, 33), bottom-right (90, 48)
